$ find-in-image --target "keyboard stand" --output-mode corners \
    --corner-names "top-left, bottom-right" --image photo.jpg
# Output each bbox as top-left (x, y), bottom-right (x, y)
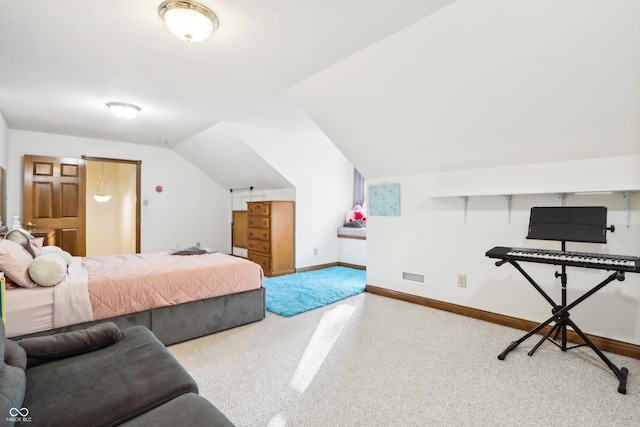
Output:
top-left (495, 251), bottom-right (629, 394)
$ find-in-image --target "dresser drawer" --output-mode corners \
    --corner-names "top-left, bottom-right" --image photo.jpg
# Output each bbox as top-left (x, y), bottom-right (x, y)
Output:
top-left (248, 227), bottom-right (269, 240)
top-left (248, 203), bottom-right (270, 216)
top-left (248, 252), bottom-right (271, 271)
top-left (248, 216), bottom-right (270, 228)
top-left (247, 239), bottom-right (271, 254)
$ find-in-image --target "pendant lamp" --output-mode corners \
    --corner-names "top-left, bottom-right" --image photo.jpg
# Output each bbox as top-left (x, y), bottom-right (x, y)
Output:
top-left (94, 163), bottom-right (112, 202)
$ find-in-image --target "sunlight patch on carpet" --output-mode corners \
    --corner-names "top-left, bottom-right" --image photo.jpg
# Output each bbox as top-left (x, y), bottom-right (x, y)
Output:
top-left (290, 304), bottom-right (356, 393)
top-left (263, 266), bottom-right (366, 317)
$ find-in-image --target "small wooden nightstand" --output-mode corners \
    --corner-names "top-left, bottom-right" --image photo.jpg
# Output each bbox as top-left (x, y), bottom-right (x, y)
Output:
top-left (29, 229), bottom-right (56, 246)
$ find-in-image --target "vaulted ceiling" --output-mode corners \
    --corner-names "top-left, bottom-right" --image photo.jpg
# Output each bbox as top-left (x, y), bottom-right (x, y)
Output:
top-left (1, 1), bottom-right (638, 184)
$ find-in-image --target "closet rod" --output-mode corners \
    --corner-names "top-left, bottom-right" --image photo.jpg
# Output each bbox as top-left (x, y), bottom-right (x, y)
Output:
top-left (229, 186), bottom-right (254, 193)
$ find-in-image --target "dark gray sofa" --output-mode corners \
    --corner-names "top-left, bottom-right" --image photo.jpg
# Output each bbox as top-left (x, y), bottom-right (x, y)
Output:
top-left (0, 321), bottom-right (235, 426)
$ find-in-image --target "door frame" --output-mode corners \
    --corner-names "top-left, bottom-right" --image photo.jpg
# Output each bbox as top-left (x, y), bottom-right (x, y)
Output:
top-left (83, 156), bottom-right (142, 254)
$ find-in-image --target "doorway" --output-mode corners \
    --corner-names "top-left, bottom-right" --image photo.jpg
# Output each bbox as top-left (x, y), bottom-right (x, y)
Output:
top-left (85, 157), bottom-right (141, 256)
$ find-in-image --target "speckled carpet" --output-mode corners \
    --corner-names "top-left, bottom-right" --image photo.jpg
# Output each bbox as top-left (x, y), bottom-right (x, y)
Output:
top-left (170, 292), bottom-right (640, 427)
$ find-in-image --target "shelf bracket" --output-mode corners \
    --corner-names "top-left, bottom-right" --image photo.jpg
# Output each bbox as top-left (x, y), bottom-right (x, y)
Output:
top-left (460, 196), bottom-right (469, 223)
top-left (623, 191), bottom-right (631, 228)
top-left (558, 193), bottom-right (566, 207)
top-left (505, 195), bottom-right (513, 224)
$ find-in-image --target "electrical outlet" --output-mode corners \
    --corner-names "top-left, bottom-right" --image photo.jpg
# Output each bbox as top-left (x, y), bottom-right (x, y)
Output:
top-left (457, 274), bottom-right (467, 288)
top-left (196, 242), bottom-right (201, 248)
top-left (313, 248), bottom-right (318, 255)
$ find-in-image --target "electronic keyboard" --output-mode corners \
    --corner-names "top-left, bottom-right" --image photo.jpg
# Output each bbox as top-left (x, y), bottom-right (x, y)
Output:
top-left (486, 246), bottom-right (640, 273)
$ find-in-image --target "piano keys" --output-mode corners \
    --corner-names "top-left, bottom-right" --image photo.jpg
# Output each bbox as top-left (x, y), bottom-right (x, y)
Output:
top-left (486, 246), bottom-right (640, 273)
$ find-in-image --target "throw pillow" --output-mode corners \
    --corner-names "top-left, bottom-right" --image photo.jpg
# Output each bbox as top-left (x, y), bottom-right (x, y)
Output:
top-left (18, 322), bottom-right (123, 366)
top-left (28, 252), bottom-right (67, 287)
top-left (0, 239), bottom-right (37, 288)
top-left (40, 246), bottom-right (73, 265)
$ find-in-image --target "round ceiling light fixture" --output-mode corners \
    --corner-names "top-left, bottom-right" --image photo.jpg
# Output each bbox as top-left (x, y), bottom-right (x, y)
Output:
top-left (106, 102), bottom-right (141, 119)
top-left (158, 1), bottom-right (219, 42)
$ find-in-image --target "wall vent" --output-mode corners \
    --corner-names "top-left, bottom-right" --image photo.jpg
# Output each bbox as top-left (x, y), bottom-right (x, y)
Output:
top-left (402, 271), bottom-right (426, 285)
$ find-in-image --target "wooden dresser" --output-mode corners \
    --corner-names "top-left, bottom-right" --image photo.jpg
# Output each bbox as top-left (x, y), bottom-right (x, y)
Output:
top-left (247, 201), bottom-right (294, 277)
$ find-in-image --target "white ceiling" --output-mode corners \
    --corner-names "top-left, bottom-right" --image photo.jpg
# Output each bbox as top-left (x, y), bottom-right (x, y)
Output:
top-left (2, 1), bottom-right (638, 183)
top-left (0, 0), bottom-right (455, 147)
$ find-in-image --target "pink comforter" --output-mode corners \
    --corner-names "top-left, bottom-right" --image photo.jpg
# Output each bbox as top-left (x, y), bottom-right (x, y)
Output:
top-left (84, 252), bottom-right (263, 320)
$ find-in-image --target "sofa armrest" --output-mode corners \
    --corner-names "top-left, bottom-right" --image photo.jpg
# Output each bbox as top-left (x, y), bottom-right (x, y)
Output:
top-left (18, 322), bottom-right (122, 367)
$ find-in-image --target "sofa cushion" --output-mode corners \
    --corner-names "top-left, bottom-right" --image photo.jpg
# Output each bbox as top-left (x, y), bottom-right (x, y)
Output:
top-left (0, 323), bottom-right (27, 427)
top-left (24, 325), bottom-right (198, 426)
top-left (18, 322), bottom-right (122, 367)
top-left (0, 365), bottom-right (26, 427)
top-left (119, 393), bottom-right (236, 427)
top-left (4, 340), bottom-right (27, 370)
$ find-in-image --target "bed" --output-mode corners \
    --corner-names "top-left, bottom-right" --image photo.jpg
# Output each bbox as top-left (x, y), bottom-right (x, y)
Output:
top-left (3, 244), bottom-right (265, 345)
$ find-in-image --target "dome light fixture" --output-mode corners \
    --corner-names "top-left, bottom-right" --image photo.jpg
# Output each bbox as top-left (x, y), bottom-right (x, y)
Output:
top-left (158, 1), bottom-right (219, 42)
top-left (106, 102), bottom-right (141, 119)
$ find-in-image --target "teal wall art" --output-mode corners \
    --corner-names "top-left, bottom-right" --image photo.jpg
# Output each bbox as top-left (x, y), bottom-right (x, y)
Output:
top-left (368, 183), bottom-right (400, 216)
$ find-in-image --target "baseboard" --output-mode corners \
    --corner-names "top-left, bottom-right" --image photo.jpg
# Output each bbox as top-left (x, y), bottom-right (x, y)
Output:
top-left (296, 262), bottom-right (366, 272)
top-left (365, 285), bottom-right (640, 361)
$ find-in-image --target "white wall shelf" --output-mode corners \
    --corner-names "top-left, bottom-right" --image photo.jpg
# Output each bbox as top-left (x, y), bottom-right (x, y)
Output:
top-left (431, 190), bottom-right (637, 227)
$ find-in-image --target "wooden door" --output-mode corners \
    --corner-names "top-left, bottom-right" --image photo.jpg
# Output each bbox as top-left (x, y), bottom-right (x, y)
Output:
top-left (232, 210), bottom-right (248, 249)
top-left (23, 155), bottom-right (86, 256)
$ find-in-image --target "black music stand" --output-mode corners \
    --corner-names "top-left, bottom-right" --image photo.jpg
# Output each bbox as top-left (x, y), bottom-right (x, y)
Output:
top-left (495, 206), bottom-right (628, 394)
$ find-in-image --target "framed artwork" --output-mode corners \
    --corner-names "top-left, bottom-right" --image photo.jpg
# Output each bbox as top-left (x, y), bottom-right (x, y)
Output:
top-left (368, 183), bottom-right (400, 216)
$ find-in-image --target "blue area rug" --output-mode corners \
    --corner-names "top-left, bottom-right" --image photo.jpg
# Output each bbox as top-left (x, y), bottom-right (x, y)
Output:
top-left (264, 266), bottom-right (366, 317)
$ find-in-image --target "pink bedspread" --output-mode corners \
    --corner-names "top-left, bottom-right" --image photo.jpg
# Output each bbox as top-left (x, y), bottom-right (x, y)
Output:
top-left (84, 252), bottom-right (263, 320)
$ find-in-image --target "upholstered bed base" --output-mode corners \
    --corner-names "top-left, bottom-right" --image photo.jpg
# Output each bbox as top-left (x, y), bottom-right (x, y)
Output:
top-left (11, 287), bottom-right (266, 346)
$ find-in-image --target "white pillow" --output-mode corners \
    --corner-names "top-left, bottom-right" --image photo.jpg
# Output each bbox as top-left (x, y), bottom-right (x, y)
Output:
top-left (29, 252), bottom-right (67, 287)
top-left (40, 246), bottom-right (73, 265)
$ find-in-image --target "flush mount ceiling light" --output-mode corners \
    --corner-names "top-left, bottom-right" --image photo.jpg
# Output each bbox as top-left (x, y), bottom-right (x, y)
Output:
top-left (106, 102), bottom-right (141, 119)
top-left (158, 1), bottom-right (219, 42)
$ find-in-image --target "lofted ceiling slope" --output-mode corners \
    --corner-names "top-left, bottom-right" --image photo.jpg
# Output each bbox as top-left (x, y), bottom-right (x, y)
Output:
top-left (289, 1), bottom-right (640, 179)
top-left (2, 1), bottom-right (637, 183)
top-left (174, 122), bottom-right (292, 191)
top-left (0, 1), bottom-right (456, 186)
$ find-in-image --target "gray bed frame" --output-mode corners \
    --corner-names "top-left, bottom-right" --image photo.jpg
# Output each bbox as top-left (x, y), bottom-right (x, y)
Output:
top-left (12, 287), bottom-right (266, 346)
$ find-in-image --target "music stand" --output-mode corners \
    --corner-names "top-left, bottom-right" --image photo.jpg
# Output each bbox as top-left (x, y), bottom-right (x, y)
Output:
top-left (496, 206), bottom-right (628, 394)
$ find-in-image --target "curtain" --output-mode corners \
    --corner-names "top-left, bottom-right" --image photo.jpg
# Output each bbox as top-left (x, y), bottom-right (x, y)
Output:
top-left (353, 168), bottom-right (365, 207)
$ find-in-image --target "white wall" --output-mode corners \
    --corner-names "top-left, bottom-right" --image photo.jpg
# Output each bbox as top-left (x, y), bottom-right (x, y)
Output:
top-left (232, 124), bottom-right (354, 269)
top-left (0, 114), bottom-right (8, 225)
top-left (0, 113), bottom-right (7, 170)
top-left (8, 130), bottom-right (231, 253)
top-left (367, 155), bottom-right (640, 345)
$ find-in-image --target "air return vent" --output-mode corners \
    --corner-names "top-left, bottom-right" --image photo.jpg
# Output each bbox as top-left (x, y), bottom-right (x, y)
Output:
top-left (402, 271), bottom-right (426, 285)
